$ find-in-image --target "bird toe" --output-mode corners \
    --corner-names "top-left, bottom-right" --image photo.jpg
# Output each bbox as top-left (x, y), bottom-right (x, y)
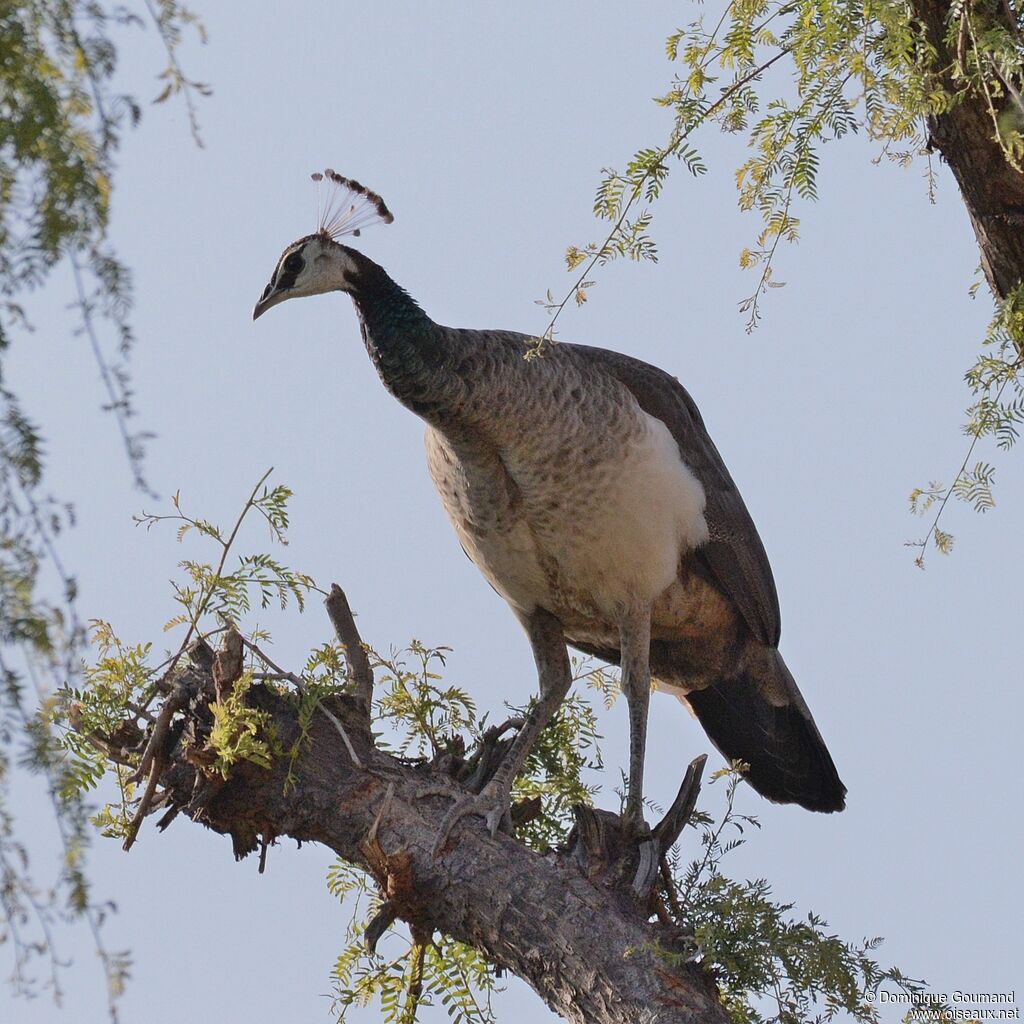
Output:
top-left (430, 783), bottom-right (512, 857)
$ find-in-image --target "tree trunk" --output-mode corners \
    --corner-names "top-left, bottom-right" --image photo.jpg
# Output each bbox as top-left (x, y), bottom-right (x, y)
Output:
top-left (913, 0), bottom-right (1024, 314)
top-left (136, 648), bottom-right (728, 1024)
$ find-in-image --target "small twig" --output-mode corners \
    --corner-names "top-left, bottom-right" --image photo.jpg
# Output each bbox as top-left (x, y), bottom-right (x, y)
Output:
top-left (483, 717), bottom-right (524, 742)
top-left (325, 583), bottom-right (374, 718)
top-left (142, 789), bottom-right (171, 815)
top-left (366, 782), bottom-right (395, 854)
top-left (652, 891), bottom-right (678, 928)
top-left (142, 0), bottom-right (207, 146)
top-left (126, 701), bottom-right (157, 724)
top-left (537, 43), bottom-right (794, 351)
top-left (913, 369), bottom-right (1017, 566)
top-left (317, 703), bottom-right (364, 768)
top-left (153, 470), bottom-right (274, 698)
top-left (123, 752), bottom-right (164, 852)
top-left (124, 681), bottom-right (192, 850)
top-left (130, 681), bottom-right (190, 786)
top-left (74, 730), bottom-right (133, 766)
top-left (238, 635), bottom-right (301, 683)
top-left (660, 856), bottom-right (686, 922)
top-left (258, 834), bottom-right (273, 874)
top-left (70, 254), bottom-right (152, 494)
top-left (365, 901), bottom-right (398, 953)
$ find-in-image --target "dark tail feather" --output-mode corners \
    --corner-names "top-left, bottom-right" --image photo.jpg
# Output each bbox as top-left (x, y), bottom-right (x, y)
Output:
top-left (683, 651), bottom-right (846, 813)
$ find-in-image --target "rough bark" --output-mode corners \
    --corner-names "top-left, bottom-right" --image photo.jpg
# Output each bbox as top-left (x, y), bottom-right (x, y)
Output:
top-left (134, 649), bottom-right (728, 1024)
top-left (913, 0), bottom-right (1024, 315)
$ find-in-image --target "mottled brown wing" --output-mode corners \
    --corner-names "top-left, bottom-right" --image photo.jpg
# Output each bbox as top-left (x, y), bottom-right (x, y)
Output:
top-left (571, 344), bottom-right (782, 647)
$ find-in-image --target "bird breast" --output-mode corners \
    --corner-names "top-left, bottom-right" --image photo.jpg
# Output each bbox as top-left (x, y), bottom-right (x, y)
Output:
top-left (424, 370), bottom-right (709, 628)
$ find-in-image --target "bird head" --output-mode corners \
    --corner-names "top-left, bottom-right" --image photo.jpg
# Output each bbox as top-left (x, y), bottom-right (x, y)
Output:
top-left (252, 170), bottom-right (393, 321)
top-left (252, 232), bottom-right (349, 319)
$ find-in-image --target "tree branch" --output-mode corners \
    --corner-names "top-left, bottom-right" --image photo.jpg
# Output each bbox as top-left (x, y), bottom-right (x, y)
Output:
top-left (135, 649), bottom-right (727, 1024)
top-left (915, 0), bottom-right (1024, 327)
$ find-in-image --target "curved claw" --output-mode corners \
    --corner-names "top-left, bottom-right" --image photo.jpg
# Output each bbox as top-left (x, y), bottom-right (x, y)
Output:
top-left (431, 782), bottom-right (511, 858)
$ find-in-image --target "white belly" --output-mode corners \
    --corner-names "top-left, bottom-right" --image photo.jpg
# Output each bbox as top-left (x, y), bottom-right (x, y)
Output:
top-left (427, 410), bottom-right (708, 625)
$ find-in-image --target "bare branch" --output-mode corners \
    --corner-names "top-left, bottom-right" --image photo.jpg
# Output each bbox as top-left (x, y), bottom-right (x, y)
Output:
top-left (325, 583), bottom-right (374, 718)
top-left (654, 755), bottom-right (708, 853)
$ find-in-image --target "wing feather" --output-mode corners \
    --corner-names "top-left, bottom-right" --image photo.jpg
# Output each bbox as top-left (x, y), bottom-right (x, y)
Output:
top-left (571, 344), bottom-right (782, 646)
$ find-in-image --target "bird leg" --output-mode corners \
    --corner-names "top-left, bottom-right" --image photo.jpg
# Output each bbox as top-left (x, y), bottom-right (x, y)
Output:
top-left (431, 607), bottom-right (571, 856)
top-left (619, 603), bottom-right (652, 832)
top-left (618, 604), bottom-right (660, 896)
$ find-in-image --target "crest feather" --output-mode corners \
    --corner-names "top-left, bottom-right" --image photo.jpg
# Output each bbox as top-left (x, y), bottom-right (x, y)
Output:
top-left (312, 169), bottom-right (394, 240)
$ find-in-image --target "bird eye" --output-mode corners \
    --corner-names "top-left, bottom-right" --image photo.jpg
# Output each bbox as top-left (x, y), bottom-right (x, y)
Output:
top-left (283, 253), bottom-right (305, 275)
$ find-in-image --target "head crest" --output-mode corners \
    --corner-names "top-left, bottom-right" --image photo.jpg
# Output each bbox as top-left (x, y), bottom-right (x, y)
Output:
top-left (312, 169), bottom-right (394, 240)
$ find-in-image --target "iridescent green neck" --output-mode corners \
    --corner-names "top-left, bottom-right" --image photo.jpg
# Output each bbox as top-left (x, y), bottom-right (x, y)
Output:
top-left (342, 248), bottom-right (447, 415)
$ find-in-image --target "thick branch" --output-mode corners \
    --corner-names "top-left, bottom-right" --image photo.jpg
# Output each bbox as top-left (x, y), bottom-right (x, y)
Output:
top-left (914, 0), bottom-right (1024, 318)
top-left (147, 667), bottom-right (726, 1024)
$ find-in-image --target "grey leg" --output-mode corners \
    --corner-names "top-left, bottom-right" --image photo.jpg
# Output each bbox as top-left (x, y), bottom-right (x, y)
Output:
top-left (487, 606), bottom-right (572, 794)
top-left (431, 607), bottom-right (571, 854)
top-left (619, 604), bottom-right (652, 829)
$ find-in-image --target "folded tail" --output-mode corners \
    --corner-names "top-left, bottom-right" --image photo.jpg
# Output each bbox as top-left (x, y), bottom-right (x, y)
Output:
top-left (681, 649), bottom-right (846, 813)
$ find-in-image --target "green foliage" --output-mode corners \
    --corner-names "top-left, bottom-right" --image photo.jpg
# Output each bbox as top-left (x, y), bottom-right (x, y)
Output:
top-left (962, 285), bottom-right (1024, 453)
top-left (54, 473), bottom-right (316, 837)
top-left (136, 471), bottom-right (323, 639)
top-left (373, 641), bottom-right (473, 759)
top-left (327, 860), bottom-right (499, 1024)
top-left (537, 1), bottom-right (1024, 557)
top-left (207, 671), bottom-right (280, 776)
top-left (549, 0), bottom-right (957, 336)
top-left (511, 693), bottom-right (602, 850)
top-left (908, 283), bottom-right (1024, 563)
top-left (0, 1), bottom-right (208, 1014)
top-left (672, 766), bottom-right (939, 1024)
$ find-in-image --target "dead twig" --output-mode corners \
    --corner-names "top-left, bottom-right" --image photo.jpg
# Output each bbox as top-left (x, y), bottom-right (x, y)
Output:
top-left (124, 680), bottom-right (193, 850)
top-left (325, 583), bottom-right (374, 718)
top-left (653, 754), bottom-right (707, 853)
top-left (365, 901), bottom-right (398, 952)
top-left (213, 626), bottom-right (244, 701)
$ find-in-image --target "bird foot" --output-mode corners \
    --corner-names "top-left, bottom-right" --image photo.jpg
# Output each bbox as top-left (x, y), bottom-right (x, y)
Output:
top-left (620, 810), bottom-right (651, 841)
top-left (430, 781), bottom-right (512, 858)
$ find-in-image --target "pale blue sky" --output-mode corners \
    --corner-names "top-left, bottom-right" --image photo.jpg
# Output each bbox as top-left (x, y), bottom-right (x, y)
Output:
top-left (6, 3), bottom-right (1021, 1022)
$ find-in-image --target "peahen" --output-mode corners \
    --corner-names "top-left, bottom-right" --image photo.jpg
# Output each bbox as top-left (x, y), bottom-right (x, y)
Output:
top-left (253, 171), bottom-right (846, 846)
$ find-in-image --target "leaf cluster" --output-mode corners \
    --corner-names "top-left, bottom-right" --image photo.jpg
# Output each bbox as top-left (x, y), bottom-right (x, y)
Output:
top-left (327, 860), bottom-right (499, 1024)
top-left (668, 766), bottom-right (940, 1024)
top-left (1, 3), bottom-right (208, 1013)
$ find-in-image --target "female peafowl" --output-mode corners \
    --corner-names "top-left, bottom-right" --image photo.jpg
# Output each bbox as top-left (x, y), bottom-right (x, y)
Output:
top-left (253, 171), bottom-right (845, 846)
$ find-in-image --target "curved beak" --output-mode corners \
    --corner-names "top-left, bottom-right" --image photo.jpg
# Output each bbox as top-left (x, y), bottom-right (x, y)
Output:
top-left (252, 284), bottom-right (289, 321)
